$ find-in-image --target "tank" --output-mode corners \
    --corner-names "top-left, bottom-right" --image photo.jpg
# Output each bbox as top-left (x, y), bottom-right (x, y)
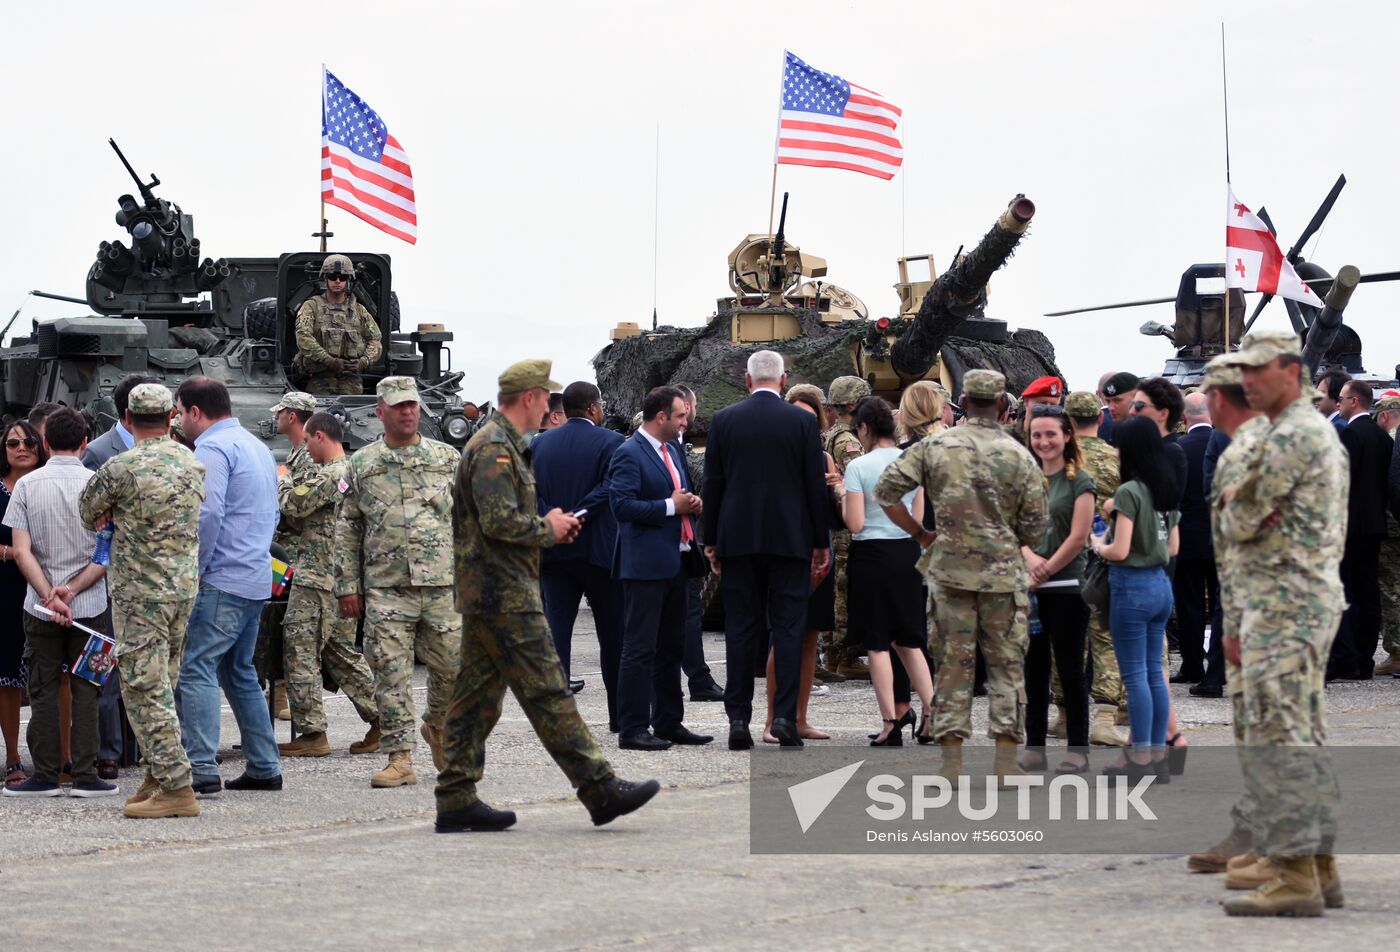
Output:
top-left (592, 194), bottom-right (1060, 440)
top-left (3, 141), bottom-right (485, 456)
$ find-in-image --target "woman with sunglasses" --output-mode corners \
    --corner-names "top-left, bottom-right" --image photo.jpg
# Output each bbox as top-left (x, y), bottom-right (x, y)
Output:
top-left (1021, 404), bottom-right (1096, 773)
top-left (1, 421), bottom-right (49, 790)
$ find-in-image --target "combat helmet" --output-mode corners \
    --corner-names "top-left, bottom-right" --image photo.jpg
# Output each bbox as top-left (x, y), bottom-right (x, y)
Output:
top-left (320, 254), bottom-right (356, 283)
top-left (828, 375), bottom-right (871, 409)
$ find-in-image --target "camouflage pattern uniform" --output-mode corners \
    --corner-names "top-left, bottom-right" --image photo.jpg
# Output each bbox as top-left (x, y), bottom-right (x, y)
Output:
top-left (294, 294), bottom-right (382, 396)
top-left (1217, 334), bottom-right (1346, 860)
top-left (874, 370), bottom-right (1048, 743)
top-left (78, 384), bottom-right (205, 792)
top-left (333, 379), bottom-right (461, 755)
top-left (265, 393), bottom-right (317, 685)
top-left (822, 375), bottom-right (869, 669)
top-left (280, 453), bottom-right (378, 734)
top-left (436, 360), bottom-right (613, 815)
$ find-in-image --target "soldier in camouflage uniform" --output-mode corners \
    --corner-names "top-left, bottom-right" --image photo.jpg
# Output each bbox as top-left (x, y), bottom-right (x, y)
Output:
top-left (267, 391), bottom-right (318, 719)
top-left (277, 412), bottom-right (380, 758)
top-left (822, 375), bottom-right (870, 680)
top-left (874, 369), bottom-right (1047, 783)
top-left (1212, 332), bottom-right (1347, 917)
top-left (435, 359), bottom-right (659, 832)
top-left (1373, 394), bottom-right (1400, 675)
top-left (79, 384), bottom-right (206, 819)
top-left (334, 377), bottom-right (461, 788)
top-left (294, 254), bottom-right (382, 396)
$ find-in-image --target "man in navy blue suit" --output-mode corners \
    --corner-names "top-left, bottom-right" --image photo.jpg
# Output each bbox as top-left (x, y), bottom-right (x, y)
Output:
top-left (530, 382), bottom-right (625, 729)
top-left (609, 386), bottom-right (713, 750)
top-left (703, 351), bottom-right (829, 750)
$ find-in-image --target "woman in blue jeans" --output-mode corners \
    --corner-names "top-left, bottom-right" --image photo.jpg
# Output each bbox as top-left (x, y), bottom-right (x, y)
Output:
top-left (1090, 416), bottom-right (1179, 781)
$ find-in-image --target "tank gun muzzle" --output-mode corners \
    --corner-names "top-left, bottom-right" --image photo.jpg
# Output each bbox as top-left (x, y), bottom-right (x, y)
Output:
top-left (1301, 264), bottom-right (1360, 376)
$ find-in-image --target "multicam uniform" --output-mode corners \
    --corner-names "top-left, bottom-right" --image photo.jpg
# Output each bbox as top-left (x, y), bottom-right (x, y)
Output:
top-left (294, 294), bottom-right (382, 396)
top-left (874, 414), bottom-right (1047, 742)
top-left (79, 432), bottom-right (205, 792)
top-left (333, 435), bottom-right (462, 754)
top-left (435, 410), bottom-right (612, 814)
top-left (822, 419), bottom-right (863, 663)
top-left (279, 454), bottom-right (378, 735)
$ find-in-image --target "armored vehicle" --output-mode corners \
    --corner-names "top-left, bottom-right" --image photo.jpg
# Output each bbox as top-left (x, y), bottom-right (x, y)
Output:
top-left (594, 194), bottom-right (1060, 440)
top-left (3, 141), bottom-right (482, 456)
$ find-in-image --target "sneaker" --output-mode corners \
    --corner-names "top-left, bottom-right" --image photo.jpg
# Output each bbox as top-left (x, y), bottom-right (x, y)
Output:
top-left (2, 777), bottom-right (63, 797)
top-left (809, 683), bottom-right (831, 697)
top-left (69, 779), bottom-right (120, 798)
top-left (191, 774), bottom-right (223, 797)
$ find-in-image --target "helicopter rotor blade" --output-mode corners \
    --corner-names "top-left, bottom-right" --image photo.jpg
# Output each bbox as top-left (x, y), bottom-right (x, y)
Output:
top-left (1287, 173), bottom-right (1346, 261)
top-left (1257, 206), bottom-right (1277, 236)
top-left (1043, 295), bottom-right (1176, 317)
top-left (1242, 291), bottom-right (1274, 334)
top-left (1281, 297), bottom-right (1309, 337)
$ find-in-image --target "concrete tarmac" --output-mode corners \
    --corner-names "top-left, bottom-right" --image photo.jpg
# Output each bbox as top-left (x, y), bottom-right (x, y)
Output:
top-left (3, 610), bottom-right (1398, 949)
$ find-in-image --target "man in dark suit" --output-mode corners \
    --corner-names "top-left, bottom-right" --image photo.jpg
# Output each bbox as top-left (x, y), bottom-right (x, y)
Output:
top-left (609, 386), bottom-right (713, 751)
top-left (530, 382), bottom-right (625, 725)
top-left (82, 373), bottom-right (158, 472)
top-left (1330, 380), bottom-right (1394, 680)
top-left (702, 351), bottom-right (829, 749)
top-left (1171, 392), bottom-right (1219, 685)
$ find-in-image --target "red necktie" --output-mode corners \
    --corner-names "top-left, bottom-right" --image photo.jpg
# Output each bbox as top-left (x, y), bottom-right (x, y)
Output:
top-left (660, 444), bottom-right (694, 545)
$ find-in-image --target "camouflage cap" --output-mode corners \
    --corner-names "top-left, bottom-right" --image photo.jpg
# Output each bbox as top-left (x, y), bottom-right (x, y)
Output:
top-left (962, 368), bottom-right (1006, 400)
top-left (827, 375), bottom-right (871, 406)
top-left (1375, 392), bottom-right (1400, 414)
top-left (1064, 391), bottom-right (1101, 418)
top-left (128, 383), bottom-right (173, 414)
top-left (785, 383), bottom-right (825, 406)
top-left (1219, 329), bottom-right (1302, 367)
top-left (376, 376), bottom-right (421, 406)
top-left (1200, 355), bottom-right (1243, 391)
top-left (498, 359), bottom-right (562, 395)
top-left (269, 391), bottom-right (317, 413)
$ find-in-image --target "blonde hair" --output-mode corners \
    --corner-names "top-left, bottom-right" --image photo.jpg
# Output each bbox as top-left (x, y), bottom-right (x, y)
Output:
top-left (898, 381), bottom-right (946, 443)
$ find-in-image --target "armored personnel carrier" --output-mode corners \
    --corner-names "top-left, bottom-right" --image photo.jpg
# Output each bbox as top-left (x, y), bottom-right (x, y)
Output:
top-left (3, 141), bottom-right (482, 456)
top-left (593, 194), bottom-right (1060, 440)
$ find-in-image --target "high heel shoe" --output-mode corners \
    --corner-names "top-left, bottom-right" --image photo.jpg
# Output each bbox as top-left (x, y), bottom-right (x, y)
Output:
top-left (916, 709), bottom-right (934, 745)
top-left (1167, 733), bottom-right (1188, 776)
top-left (867, 709), bottom-right (915, 740)
top-left (870, 718), bottom-right (904, 747)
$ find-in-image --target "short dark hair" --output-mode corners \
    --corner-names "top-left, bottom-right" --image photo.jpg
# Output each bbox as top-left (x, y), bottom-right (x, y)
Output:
top-left (1213, 384), bottom-right (1250, 410)
top-left (852, 395), bottom-right (896, 440)
top-left (1343, 379), bottom-right (1374, 410)
top-left (547, 392), bottom-right (564, 414)
top-left (43, 407), bottom-right (88, 452)
top-left (641, 385), bottom-right (685, 422)
top-left (1116, 415), bottom-right (1180, 513)
top-left (304, 411), bottom-right (344, 443)
top-left (288, 407), bottom-right (314, 425)
top-left (115, 373), bottom-right (159, 416)
top-left (0, 420), bottom-right (48, 476)
top-left (129, 411), bottom-right (170, 430)
top-left (176, 377), bottom-right (232, 419)
top-left (562, 381), bottom-right (601, 418)
top-left (27, 402), bottom-right (63, 430)
top-left (1136, 376), bottom-right (1185, 431)
top-left (1318, 370), bottom-right (1351, 402)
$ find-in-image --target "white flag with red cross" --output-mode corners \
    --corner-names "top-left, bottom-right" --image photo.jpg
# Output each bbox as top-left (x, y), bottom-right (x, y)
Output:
top-left (1225, 187), bottom-right (1324, 307)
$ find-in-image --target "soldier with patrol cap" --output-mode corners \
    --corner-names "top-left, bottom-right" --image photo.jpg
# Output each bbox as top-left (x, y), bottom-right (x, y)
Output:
top-left (822, 375), bottom-right (871, 681)
top-left (435, 359), bottom-right (659, 833)
top-left (873, 369), bottom-right (1047, 784)
top-left (294, 254), bottom-right (383, 396)
top-left (267, 390), bottom-right (319, 721)
top-left (333, 376), bottom-right (462, 788)
top-left (79, 383), bottom-right (207, 818)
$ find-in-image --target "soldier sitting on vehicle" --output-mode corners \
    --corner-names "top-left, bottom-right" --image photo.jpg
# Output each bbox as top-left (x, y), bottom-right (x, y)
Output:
top-left (293, 255), bottom-right (383, 396)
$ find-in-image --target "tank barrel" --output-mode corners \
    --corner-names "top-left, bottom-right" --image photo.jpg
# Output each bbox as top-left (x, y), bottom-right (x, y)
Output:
top-left (890, 194), bottom-right (1035, 378)
top-left (1300, 264), bottom-right (1360, 376)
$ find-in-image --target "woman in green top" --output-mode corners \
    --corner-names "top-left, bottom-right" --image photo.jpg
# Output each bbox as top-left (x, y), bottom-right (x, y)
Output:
top-left (1021, 405), bottom-right (1096, 773)
top-left (1090, 416), bottom-right (1180, 782)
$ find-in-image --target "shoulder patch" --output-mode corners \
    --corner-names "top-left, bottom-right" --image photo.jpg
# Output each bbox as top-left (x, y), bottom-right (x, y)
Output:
top-left (338, 477), bottom-right (350, 494)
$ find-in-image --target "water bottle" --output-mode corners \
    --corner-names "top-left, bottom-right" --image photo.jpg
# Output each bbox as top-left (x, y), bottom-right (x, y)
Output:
top-left (92, 525), bottom-right (115, 566)
top-left (1028, 594), bottom-right (1043, 637)
top-left (1092, 514), bottom-right (1108, 538)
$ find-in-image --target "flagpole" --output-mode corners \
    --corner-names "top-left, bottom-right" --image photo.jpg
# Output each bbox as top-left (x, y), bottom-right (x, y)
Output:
top-left (319, 64), bottom-right (331, 253)
top-left (652, 121), bottom-right (660, 331)
top-left (1220, 23), bottom-right (1232, 353)
top-left (768, 50), bottom-right (788, 239)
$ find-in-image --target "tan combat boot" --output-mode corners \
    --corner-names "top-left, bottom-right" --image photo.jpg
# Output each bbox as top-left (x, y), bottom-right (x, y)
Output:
top-left (1222, 856), bottom-right (1324, 917)
top-left (421, 722), bottom-right (446, 771)
top-left (993, 736), bottom-right (1025, 787)
top-left (1047, 706), bottom-right (1067, 739)
top-left (1374, 652), bottom-right (1400, 677)
top-left (126, 773), bottom-right (159, 807)
top-left (1315, 855), bottom-right (1345, 908)
top-left (278, 731), bottom-right (331, 758)
top-left (1187, 825), bottom-right (1252, 874)
top-left (350, 719), bottom-right (381, 755)
top-left (1226, 854), bottom-right (1281, 890)
top-left (273, 682), bottom-right (291, 721)
top-left (836, 650), bottom-right (871, 681)
top-left (124, 785), bottom-right (200, 819)
top-left (371, 751), bottom-right (417, 788)
top-left (1090, 705), bottom-right (1130, 746)
top-left (937, 738), bottom-right (964, 788)
top-left (1227, 850), bottom-right (1259, 872)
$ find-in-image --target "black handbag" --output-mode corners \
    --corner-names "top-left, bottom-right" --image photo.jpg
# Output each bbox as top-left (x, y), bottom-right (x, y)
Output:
top-left (1081, 515), bottom-right (1114, 617)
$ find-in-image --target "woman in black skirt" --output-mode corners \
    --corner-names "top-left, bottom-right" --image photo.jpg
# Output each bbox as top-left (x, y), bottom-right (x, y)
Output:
top-left (842, 397), bottom-right (933, 746)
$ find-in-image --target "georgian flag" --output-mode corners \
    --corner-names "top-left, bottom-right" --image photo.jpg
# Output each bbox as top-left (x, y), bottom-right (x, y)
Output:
top-left (1225, 188), bottom-right (1324, 307)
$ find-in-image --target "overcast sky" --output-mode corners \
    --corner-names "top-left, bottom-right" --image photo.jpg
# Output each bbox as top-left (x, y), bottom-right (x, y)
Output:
top-left (5, 1), bottom-right (1398, 402)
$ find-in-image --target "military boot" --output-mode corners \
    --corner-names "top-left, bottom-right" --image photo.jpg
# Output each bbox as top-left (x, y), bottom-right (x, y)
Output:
top-left (1047, 706), bottom-right (1067, 739)
top-left (1375, 652), bottom-right (1400, 677)
top-left (1226, 855), bottom-right (1281, 890)
top-left (371, 751), bottom-right (417, 788)
top-left (1315, 855), bottom-right (1345, 908)
top-left (937, 738), bottom-right (963, 788)
top-left (813, 663), bottom-right (847, 684)
top-left (1090, 704), bottom-right (1130, 747)
top-left (350, 719), bottom-right (381, 755)
top-left (124, 785), bottom-right (200, 819)
top-left (837, 652), bottom-right (871, 681)
top-left (421, 722), bottom-right (446, 770)
top-left (993, 736), bottom-right (1025, 787)
top-left (579, 776), bottom-right (661, 826)
top-left (126, 773), bottom-right (159, 807)
top-left (1222, 856), bottom-right (1324, 917)
top-left (278, 731), bottom-right (330, 758)
top-left (273, 682), bottom-right (291, 721)
top-left (1227, 850), bottom-right (1259, 872)
top-left (1187, 825), bottom-right (1252, 873)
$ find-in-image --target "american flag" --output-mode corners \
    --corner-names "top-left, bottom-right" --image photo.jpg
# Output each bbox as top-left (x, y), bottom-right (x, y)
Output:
top-left (775, 51), bottom-right (903, 181)
top-left (321, 69), bottom-right (417, 244)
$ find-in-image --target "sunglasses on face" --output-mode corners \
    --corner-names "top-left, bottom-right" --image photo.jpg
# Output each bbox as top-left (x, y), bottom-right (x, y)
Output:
top-left (1129, 401), bottom-right (1151, 411)
top-left (1030, 404), bottom-right (1065, 417)
top-left (326, 276), bottom-right (348, 282)
top-left (5, 438), bottom-right (38, 449)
